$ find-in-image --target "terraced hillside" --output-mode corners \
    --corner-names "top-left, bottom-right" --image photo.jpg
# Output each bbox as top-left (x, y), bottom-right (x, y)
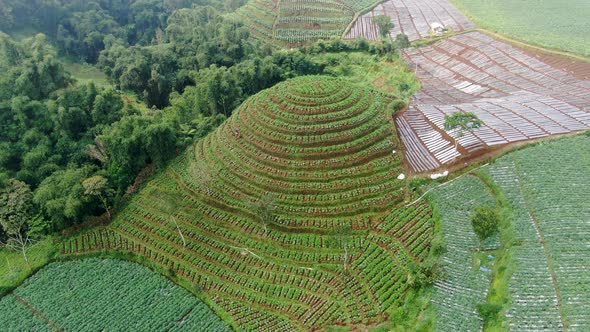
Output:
top-left (64, 76), bottom-right (434, 330)
top-left (397, 31), bottom-right (590, 172)
top-left (233, 0), bottom-right (381, 46)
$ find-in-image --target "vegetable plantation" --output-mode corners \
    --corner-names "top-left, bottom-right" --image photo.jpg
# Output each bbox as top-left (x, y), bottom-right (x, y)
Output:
top-left (452, 0), bottom-right (590, 57)
top-left (0, 259), bottom-right (230, 331)
top-left (429, 175), bottom-right (498, 331)
top-left (63, 76), bottom-right (435, 331)
top-left (233, 0), bottom-right (383, 46)
top-left (484, 135), bottom-right (590, 331)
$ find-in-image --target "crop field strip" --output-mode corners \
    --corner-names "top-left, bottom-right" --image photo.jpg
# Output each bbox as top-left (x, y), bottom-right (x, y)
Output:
top-left (233, 0), bottom-right (383, 46)
top-left (345, 0), bottom-right (475, 41)
top-left (397, 31), bottom-right (590, 172)
top-left (63, 76), bottom-right (435, 331)
top-left (485, 136), bottom-right (590, 331)
top-left (0, 259), bottom-right (231, 332)
top-left (429, 175), bottom-right (498, 331)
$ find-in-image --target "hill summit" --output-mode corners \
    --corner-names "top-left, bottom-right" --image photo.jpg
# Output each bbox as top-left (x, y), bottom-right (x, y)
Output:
top-left (190, 75), bottom-right (405, 231)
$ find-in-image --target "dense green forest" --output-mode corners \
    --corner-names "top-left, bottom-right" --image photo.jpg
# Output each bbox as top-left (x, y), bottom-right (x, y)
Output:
top-left (0, 1), bottom-right (405, 246)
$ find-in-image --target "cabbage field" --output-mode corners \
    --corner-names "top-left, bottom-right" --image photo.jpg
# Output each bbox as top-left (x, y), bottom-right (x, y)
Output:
top-left (484, 135), bottom-right (590, 330)
top-left (0, 259), bottom-right (230, 332)
top-left (452, 0), bottom-right (590, 56)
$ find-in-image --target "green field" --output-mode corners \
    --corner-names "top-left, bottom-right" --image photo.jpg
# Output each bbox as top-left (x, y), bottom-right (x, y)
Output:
top-left (0, 259), bottom-right (230, 331)
top-left (429, 175), bottom-right (499, 331)
top-left (63, 76), bottom-right (435, 330)
top-left (0, 239), bottom-right (57, 296)
top-left (310, 52), bottom-right (420, 98)
top-left (483, 135), bottom-right (590, 330)
top-left (61, 59), bottom-right (111, 88)
top-left (452, 0), bottom-right (590, 57)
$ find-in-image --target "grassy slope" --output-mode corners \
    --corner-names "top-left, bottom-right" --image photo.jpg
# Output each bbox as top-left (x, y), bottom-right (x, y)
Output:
top-left (451, 0), bottom-right (590, 57)
top-left (0, 239), bottom-right (58, 296)
top-left (311, 52), bottom-right (420, 99)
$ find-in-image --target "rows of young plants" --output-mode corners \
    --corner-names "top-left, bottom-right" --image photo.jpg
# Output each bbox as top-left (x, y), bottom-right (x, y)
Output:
top-left (485, 135), bottom-right (590, 330)
top-left (234, 0), bottom-right (384, 46)
top-left (428, 175), bottom-right (499, 331)
top-left (1, 259), bottom-right (231, 331)
top-left (232, 0), bottom-right (278, 42)
top-left (0, 295), bottom-right (53, 331)
top-left (63, 76), bottom-right (435, 330)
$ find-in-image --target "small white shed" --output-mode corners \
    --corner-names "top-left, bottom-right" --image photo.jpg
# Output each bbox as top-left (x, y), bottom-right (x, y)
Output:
top-left (430, 22), bottom-right (445, 36)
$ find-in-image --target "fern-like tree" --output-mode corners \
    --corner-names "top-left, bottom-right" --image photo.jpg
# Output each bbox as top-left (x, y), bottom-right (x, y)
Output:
top-left (373, 15), bottom-right (394, 38)
top-left (444, 112), bottom-right (482, 151)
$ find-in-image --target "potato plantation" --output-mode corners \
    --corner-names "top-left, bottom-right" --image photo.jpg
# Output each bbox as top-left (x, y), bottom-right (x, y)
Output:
top-left (398, 32), bottom-right (590, 172)
top-left (0, 259), bottom-right (230, 331)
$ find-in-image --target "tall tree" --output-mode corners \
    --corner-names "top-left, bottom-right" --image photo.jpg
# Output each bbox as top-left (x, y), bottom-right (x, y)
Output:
top-left (0, 179), bottom-right (34, 262)
top-left (82, 175), bottom-right (113, 220)
top-left (444, 112), bottom-right (483, 151)
top-left (372, 15), bottom-right (394, 38)
top-left (471, 206), bottom-right (500, 249)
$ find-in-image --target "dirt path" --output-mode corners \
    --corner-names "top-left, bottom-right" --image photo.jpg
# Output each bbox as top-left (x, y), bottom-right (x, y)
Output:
top-left (14, 295), bottom-right (63, 332)
top-left (513, 162), bottom-right (568, 331)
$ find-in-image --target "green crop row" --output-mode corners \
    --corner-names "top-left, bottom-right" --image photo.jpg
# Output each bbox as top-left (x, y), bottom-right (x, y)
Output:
top-left (1, 259), bottom-right (230, 332)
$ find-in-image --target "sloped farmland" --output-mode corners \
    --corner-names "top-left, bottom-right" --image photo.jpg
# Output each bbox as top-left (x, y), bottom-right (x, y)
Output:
top-left (397, 32), bottom-right (590, 172)
top-left (63, 76), bottom-right (435, 331)
top-left (345, 0), bottom-right (475, 41)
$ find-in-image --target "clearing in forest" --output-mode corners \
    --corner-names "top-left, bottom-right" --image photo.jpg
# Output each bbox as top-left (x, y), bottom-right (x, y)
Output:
top-left (63, 76), bottom-right (435, 331)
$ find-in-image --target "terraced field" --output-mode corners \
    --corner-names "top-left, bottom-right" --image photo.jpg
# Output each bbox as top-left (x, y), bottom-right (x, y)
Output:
top-left (484, 136), bottom-right (590, 331)
top-left (345, 0), bottom-right (475, 41)
top-left (397, 31), bottom-right (590, 172)
top-left (233, 0), bottom-right (382, 46)
top-left (63, 76), bottom-right (435, 331)
top-left (0, 259), bottom-right (230, 331)
top-left (429, 175), bottom-right (498, 331)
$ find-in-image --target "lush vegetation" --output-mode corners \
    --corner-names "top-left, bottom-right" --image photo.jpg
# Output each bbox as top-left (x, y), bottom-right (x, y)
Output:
top-left (63, 76), bottom-right (435, 330)
top-left (0, 258), bottom-right (230, 331)
top-left (0, 0), bottom-right (247, 62)
top-left (452, 0), bottom-right (590, 56)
